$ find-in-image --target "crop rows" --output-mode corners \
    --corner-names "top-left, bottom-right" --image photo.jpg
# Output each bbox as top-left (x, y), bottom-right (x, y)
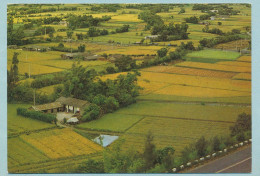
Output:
top-left (237, 56), bottom-right (251, 62)
top-left (142, 66), bottom-right (237, 79)
top-left (232, 73), bottom-right (251, 81)
top-left (154, 84), bottom-right (250, 97)
top-left (176, 61), bottom-right (251, 73)
top-left (20, 128), bottom-right (103, 159)
top-left (8, 137), bottom-right (49, 167)
top-left (217, 61), bottom-right (251, 67)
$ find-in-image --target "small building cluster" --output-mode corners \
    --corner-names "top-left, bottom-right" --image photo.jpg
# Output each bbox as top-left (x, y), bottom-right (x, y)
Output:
top-left (30, 97), bottom-right (90, 116)
top-left (61, 53), bottom-right (104, 61)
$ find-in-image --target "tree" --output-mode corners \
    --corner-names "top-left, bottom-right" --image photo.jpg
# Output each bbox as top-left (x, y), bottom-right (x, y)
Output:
top-left (143, 131), bottom-right (157, 170)
top-left (156, 146), bottom-right (175, 172)
top-left (114, 55), bottom-right (135, 71)
top-left (106, 66), bottom-right (116, 73)
top-left (195, 136), bottom-right (207, 157)
top-left (218, 22), bottom-right (222, 25)
top-left (230, 113), bottom-right (251, 136)
top-left (78, 44), bottom-right (85, 52)
top-left (212, 136), bottom-right (221, 152)
top-left (66, 30), bottom-right (73, 39)
top-left (157, 48), bottom-right (168, 57)
top-left (82, 104), bottom-right (101, 122)
top-left (76, 159), bottom-right (104, 173)
top-left (11, 52), bottom-right (19, 82)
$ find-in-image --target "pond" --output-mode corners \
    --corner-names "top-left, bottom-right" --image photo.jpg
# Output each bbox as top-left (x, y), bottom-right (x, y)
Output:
top-left (93, 134), bottom-right (119, 147)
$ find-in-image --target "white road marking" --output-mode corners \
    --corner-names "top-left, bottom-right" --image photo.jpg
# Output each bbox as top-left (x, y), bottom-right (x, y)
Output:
top-left (216, 157), bottom-right (252, 173)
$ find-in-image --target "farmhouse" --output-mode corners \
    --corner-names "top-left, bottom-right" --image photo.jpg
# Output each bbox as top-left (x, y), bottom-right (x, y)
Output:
top-left (145, 35), bottom-right (160, 40)
top-left (29, 97), bottom-right (90, 115)
top-left (59, 20), bottom-right (68, 26)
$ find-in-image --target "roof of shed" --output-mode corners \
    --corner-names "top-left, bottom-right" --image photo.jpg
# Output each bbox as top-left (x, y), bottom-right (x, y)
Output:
top-left (31, 102), bottom-right (63, 111)
top-left (56, 97), bottom-right (89, 108)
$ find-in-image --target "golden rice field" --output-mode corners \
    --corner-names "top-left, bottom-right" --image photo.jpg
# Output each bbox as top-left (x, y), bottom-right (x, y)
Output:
top-left (139, 71), bottom-right (251, 92)
top-left (214, 40), bottom-right (250, 50)
top-left (37, 84), bottom-right (62, 95)
top-left (8, 61), bottom-right (63, 75)
top-left (176, 61), bottom-right (251, 73)
top-left (217, 61), bottom-right (251, 68)
top-left (20, 128), bottom-right (103, 159)
top-left (237, 56), bottom-right (251, 62)
top-left (111, 14), bottom-right (141, 22)
top-left (102, 71), bottom-right (251, 94)
top-left (232, 73), bottom-right (251, 81)
top-left (142, 65), bottom-right (237, 79)
top-left (8, 137), bottom-right (50, 167)
top-left (154, 84), bottom-right (250, 97)
top-left (36, 59), bottom-right (111, 69)
top-left (138, 80), bottom-right (170, 94)
top-left (97, 45), bottom-right (176, 55)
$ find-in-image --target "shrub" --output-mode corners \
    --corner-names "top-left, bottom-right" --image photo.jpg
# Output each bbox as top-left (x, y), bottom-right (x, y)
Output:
top-left (17, 107), bottom-right (56, 123)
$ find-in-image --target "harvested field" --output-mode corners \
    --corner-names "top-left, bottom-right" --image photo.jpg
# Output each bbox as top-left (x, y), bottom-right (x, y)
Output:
top-left (217, 61), bottom-right (251, 68)
top-left (232, 73), bottom-right (251, 81)
top-left (176, 61), bottom-right (251, 73)
top-left (20, 128), bottom-right (103, 159)
top-left (142, 66), bottom-right (237, 79)
top-left (237, 56), bottom-right (251, 62)
top-left (154, 84), bottom-right (250, 97)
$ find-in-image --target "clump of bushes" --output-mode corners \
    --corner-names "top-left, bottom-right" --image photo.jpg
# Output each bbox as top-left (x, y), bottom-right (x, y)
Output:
top-left (17, 107), bottom-right (56, 123)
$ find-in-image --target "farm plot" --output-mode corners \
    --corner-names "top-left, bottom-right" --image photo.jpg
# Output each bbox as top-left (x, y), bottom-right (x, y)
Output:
top-left (217, 61), bottom-right (251, 68)
top-left (36, 59), bottom-right (111, 69)
top-left (8, 137), bottom-right (50, 167)
top-left (115, 101), bottom-right (251, 123)
top-left (8, 104), bottom-right (55, 136)
top-left (154, 84), bottom-right (250, 97)
top-left (232, 73), bottom-right (251, 81)
top-left (7, 61), bottom-right (63, 76)
top-left (77, 114), bottom-right (144, 132)
top-left (139, 71), bottom-right (251, 92)
top-left (37, 84), bottom-right (62, 95)
top-left (20, 128), bottom-right (103, 159)
top-left (214, 40), bottom-right (250, 50)
top-left (185, 49), bottom-right (240, 61)
top-left (7, 49), bottom-right (62, 62)
top-left (138, 94), bottom-right (251, 104)
top-left (119, 116), bottom-right (232, 156)
top-left (237, 56), bottom-right (251, 62)
top-left (142, 66), bottom-right (237, 79)
top-left (176, 61), bottom-right (251, 73)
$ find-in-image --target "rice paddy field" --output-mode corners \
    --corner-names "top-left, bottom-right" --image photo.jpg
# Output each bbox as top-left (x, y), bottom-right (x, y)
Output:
top-left (8, 128), bottom-right (103, 173)
top-left (8, 3), bottom-right (251, 174)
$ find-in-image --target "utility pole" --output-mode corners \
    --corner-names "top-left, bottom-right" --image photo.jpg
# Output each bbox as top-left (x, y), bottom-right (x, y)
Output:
top-left (33, 89), bottom-right (36, 106)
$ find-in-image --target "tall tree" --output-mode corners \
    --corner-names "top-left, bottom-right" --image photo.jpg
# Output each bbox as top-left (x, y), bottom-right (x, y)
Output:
top-left (143, 131), bottom-right (157, 170)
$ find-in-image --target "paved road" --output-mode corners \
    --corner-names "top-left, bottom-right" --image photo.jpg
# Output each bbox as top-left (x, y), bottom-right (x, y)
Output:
top-left (185, 145), bottom-right (251, 173)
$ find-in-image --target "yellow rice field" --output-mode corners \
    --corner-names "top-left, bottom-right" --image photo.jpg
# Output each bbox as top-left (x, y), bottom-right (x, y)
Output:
top-left (176, 61), bottom-right (251, 73)
top-left (154, 84), bottom-right (250, 97)
top-left (217, 61), bottom-right (251, 68)
top-left (142, 65), bottom-right (237, 79)
top-left (7, 61), bottom-right (63, 75)
top-left (20, 128), bottom-right (103, 159)
top-left (232, 73), bottom-right (251, 80)
top-left (237, 56), bottom-right (251, 62)
top-left (102, 71), bottom-right (251, 94)
top-left (111, 14), bottom-right (141, 22)
top-left (97, 45), bottom-right (176, 55)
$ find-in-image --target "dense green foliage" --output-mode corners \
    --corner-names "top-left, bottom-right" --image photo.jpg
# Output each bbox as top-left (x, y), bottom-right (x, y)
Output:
top-left (230, 113), bottom-right (251, 137)
top-left (31, 74), bottom-right (65, 89)
top-left (17, 107), bottom-right (57, 123)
